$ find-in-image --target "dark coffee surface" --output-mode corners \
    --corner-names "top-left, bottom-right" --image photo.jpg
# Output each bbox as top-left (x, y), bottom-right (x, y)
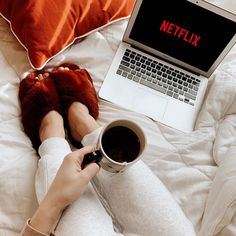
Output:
top-left (101, 126), bottom-right (140, 163)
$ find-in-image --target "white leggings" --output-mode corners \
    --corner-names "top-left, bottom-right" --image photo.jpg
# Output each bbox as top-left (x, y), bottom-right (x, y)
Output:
top-left (35, 129), bottom-right (195, 236)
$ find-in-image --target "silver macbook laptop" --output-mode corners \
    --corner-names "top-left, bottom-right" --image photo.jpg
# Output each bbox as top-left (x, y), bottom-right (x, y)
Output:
top-left (99, 0), bottom-right (236, 132)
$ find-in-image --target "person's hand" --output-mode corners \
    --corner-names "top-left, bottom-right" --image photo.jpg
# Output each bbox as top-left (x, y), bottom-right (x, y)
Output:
top-left (30, 146), bottom-right (100, 234)
top-left (45, 146), bottom-right (100, 209)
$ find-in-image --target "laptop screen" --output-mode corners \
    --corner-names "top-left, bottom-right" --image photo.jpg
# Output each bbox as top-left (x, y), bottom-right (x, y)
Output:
top-left (129, 0), bottom-right (236, 73)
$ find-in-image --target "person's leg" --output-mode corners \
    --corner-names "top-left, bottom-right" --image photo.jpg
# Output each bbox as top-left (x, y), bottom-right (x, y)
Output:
top-left (35, 110), bottom-right (68, 203)
top-left (70, 103), bottom-right (196, 236)
top-left (67, 102), bottom-right (99, 142)
top-left (16, 67), bottom-right (120, 236)
top-left (94, 162), bottom-right (196, 236)
top-left (36, 110), bottom-right (121, 236)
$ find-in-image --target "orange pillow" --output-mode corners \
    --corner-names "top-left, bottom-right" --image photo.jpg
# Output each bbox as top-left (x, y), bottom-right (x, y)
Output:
top-left (0, 0), bottom-right (135, 69)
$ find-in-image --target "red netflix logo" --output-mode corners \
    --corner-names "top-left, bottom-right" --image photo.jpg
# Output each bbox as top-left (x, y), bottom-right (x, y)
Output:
top-left (160, 20), bottom-right (201, 47)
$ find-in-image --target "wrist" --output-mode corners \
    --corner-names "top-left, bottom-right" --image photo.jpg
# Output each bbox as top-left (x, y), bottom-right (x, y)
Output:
top-left (30, 198), bottom-right (63, 235)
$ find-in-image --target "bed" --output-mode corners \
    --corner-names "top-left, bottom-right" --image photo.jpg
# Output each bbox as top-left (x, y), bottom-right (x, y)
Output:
top-left (0, 0), bottom-right (236, 235)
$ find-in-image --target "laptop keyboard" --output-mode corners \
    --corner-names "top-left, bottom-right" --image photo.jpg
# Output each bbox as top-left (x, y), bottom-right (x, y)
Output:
top-left (116, 48), bottom-right (200, 106)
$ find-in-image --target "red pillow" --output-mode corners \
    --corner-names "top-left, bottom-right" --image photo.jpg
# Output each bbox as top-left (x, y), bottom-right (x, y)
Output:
top-left (0, 0), bottom-right (135, 69)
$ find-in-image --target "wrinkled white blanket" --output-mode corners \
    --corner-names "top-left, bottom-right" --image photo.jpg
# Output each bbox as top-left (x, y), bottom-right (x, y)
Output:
top-left (0, 0), bottom-right (236, 235)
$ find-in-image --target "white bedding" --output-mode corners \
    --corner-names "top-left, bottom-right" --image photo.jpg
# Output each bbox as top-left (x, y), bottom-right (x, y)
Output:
top-left (0, 1), bottom-right (236, 235)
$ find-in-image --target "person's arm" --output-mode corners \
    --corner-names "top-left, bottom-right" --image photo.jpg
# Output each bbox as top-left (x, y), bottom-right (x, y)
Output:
top-left (20, 146), bottom-right (99, 236)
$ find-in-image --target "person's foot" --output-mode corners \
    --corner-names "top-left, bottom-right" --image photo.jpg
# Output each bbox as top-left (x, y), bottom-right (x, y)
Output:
top-left (49, 64), bottom-right (99, 145)
top-left (68, 102), bottom-right (99, 142)
top-left (50, 64), bottom-right (99, 119)
top-left (39, 110), bottom-right (65, 142)
top-left (19, 72), bottom-right (63, 150)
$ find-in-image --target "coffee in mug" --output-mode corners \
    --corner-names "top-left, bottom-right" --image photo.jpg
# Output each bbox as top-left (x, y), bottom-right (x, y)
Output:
top-left (83, 119), bottom-right (146, 173)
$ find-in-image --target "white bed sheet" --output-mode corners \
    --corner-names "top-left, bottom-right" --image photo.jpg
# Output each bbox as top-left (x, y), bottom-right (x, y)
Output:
top-left (0, 1), bottom-right (236, 235)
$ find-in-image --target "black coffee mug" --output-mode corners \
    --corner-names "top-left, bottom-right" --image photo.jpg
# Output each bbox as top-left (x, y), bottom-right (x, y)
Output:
top-left (83, 119), bottom-right (146, 173)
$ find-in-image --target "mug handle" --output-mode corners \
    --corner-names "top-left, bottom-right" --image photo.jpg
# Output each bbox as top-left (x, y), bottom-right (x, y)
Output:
top-left (82, 150), bottom-right (103, 168)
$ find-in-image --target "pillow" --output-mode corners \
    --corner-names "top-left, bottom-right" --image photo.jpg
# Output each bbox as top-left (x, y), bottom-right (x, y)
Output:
top-left (0, 0), bottom-right (135, 70)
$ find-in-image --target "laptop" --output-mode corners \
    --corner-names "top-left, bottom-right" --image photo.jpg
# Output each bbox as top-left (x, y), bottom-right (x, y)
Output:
top-left (99, 0), bottom-right (236, 132)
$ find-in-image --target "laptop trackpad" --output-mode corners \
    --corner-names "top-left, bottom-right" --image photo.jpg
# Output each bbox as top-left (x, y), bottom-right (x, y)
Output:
top-left (129, 88), bottom-right (168, 120)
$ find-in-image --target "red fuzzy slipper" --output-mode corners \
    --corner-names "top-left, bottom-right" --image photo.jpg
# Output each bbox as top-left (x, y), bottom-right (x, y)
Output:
top-left (50, 63), bottom-right (99, 118)
top-left (50, 63), bottom-right (99, 147)
top-left (19, 72), bottom-right (62, 151)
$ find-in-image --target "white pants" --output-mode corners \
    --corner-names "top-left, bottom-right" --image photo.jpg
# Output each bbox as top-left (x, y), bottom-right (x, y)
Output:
top-left (35, 129), bottom-right (195, 236)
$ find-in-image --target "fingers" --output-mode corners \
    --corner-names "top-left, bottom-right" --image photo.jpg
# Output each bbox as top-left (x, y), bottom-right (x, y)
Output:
top-left (73, 147), bottom-right (100, 183)
top-left (80, 163), bottom-right (100, 183)
top-left (64, 146), bottom-right (95, 166)
top-left (72, 146), bottom-right (95, 166)
top-left (64, 147), bottom-right (100, 183)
